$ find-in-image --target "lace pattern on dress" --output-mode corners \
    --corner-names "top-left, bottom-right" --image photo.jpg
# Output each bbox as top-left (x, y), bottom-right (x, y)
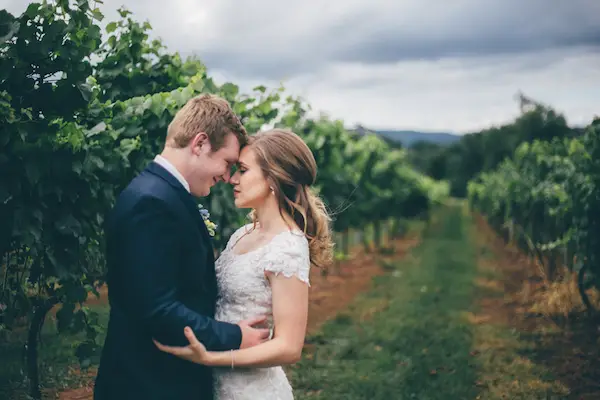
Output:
top-left (212, 224), bottom-right (310, 399)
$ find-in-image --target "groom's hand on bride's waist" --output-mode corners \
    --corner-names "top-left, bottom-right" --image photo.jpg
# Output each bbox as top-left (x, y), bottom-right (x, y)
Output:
top-left (238, 315), bottom-right (271, 348)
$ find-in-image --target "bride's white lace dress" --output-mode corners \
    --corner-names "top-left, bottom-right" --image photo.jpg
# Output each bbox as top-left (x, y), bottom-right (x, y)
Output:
top-left (213, 223), bottom-right (311, 400)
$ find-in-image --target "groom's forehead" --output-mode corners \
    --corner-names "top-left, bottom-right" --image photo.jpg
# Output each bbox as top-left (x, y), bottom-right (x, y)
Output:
top-left (218, 134), bottom-right (241, 160)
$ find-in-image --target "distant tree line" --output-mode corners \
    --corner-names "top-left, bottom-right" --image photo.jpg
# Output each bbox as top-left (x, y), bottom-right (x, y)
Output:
top-left (407, 93), bottom-right (584, 197)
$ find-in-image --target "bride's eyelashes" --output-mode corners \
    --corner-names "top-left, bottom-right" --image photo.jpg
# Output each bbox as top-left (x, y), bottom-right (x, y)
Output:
top-left (236, 164), bottom-right (247, 174)
top-left (231, 165), bottom-right (246, 176)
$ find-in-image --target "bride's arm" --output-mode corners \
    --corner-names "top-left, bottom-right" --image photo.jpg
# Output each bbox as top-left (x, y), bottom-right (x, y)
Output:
top-left (207, 271), bottom-right (308, 367)
top-left (154, 271), bottom-right (309, 368)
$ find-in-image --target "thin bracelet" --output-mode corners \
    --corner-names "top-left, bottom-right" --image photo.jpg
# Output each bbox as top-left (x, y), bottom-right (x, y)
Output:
top-left (230, 349), bottom-right (234, 369)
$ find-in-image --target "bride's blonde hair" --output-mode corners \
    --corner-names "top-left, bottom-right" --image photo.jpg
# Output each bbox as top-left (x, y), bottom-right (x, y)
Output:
top-left (247, 129), bottom-right (334, 269)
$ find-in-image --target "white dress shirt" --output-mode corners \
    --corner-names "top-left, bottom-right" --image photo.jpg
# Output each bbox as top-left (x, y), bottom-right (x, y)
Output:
top-left (153, 155), bottom-right (190, 193)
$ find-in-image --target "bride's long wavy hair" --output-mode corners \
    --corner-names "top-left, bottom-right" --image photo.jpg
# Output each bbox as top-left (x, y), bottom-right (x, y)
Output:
top-left (247, 129), bottom-right (334, 269)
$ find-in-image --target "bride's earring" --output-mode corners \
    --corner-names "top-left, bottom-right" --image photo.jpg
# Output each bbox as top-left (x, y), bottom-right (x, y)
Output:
top-left (270, 186), bottom-right (275, 195)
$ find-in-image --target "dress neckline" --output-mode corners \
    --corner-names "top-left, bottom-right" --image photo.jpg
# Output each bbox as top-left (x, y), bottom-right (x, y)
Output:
top-left (230, 226), bottom-right (304, 257)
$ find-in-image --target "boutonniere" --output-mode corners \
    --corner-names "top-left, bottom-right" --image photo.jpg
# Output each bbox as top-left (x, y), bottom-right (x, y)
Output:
top-left (198, 204), bottom-right (217, 237)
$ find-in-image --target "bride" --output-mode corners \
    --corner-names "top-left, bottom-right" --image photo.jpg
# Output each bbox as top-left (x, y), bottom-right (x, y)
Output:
top-left (154, 128), bottom-right (334, 399)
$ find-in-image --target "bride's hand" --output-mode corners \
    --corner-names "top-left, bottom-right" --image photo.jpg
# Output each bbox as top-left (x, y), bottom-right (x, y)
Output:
top-left (153, 327), bottom-right (211, 364)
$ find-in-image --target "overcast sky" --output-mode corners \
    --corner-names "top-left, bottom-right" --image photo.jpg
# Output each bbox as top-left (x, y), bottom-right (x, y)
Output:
top-left (6, 0), bottom-right (600, 134)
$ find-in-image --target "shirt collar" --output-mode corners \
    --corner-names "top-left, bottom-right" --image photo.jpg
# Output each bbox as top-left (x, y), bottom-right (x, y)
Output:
top-left (153, 154), bottom-right (190, 193)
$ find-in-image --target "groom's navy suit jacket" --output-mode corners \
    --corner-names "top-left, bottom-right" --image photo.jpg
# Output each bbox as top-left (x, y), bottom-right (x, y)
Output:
top-left (94, 161), bottom-right (242, 400)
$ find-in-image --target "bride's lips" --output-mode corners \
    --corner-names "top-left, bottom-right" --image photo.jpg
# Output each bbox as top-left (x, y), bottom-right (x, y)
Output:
top-left (233, 188), bottom-right (240, 197)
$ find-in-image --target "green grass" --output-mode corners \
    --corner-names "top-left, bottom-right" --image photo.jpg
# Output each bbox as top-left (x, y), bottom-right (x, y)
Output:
top-left (289, 205), bottom-right (480, 399)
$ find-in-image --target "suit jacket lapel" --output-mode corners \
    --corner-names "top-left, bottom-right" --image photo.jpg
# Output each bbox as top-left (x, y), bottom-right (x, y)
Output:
top-left (146, 162), bottom-right (212, 243)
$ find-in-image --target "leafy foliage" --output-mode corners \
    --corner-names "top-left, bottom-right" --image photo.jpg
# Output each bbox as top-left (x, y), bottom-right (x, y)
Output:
top-left (468, 119), bottom-right (600, 308)
top-left (93, 7), bottom-right (209, 102)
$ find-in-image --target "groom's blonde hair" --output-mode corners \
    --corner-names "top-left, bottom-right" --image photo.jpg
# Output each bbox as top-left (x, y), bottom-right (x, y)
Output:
top-left (167, 94), bottom-right (248, 150)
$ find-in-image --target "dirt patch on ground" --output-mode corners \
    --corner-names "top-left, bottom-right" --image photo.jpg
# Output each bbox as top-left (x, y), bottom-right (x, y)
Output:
top-left (473, 213), bottom-right (600, 399)
top-left (51, 234), bottom-right (420, 400)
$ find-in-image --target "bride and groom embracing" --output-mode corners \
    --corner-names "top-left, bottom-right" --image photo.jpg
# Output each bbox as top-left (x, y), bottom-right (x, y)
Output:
top-left (93, 93), bottom-right (333, 399)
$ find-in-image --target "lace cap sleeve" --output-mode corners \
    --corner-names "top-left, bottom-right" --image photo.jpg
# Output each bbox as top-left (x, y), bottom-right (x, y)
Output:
top-left (264, 231), bottom-right (311, 286)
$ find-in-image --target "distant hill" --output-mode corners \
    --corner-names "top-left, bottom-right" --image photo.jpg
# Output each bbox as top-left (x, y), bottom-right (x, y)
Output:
top-left (375, 130), bottom-right (461, 146)
top-left (351, 125), bottom-right (462, 147)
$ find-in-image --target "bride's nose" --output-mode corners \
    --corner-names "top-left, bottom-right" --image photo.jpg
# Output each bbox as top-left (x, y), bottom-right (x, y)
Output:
top-left (229, 171), bottom-right (240, 185)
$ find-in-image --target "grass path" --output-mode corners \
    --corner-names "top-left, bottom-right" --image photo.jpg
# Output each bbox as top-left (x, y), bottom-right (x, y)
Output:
top-left (289, 203), bottom-right (570, 399)
top-left (289, 204), bottom-right (480, 399)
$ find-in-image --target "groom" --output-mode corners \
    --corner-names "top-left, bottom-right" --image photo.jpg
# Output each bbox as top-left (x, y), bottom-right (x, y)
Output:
top-left (94, 94), bottom-right (270, 399)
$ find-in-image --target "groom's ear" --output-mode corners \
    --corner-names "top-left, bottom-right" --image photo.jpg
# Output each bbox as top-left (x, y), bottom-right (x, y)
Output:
top-left (191, 132), bottom-right (210, 154)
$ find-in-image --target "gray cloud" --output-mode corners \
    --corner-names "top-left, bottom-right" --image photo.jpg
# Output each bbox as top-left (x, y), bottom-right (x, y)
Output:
top-left (337, 1), bottom-right (600, 65)
top-left (6, 0), bottom-right (600, 80)
top-left (183, 0), bottom-right (600, 79)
